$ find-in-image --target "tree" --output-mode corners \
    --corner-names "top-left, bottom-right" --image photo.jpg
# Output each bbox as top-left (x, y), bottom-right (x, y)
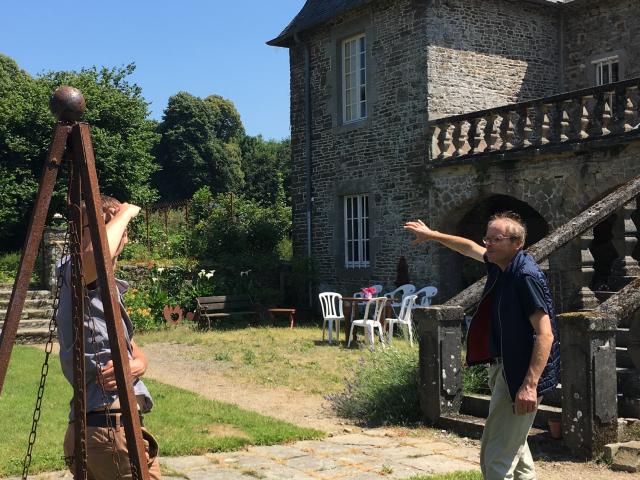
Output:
top-left (0, 55), bottom-right (159, 249)
top-left (154, 92), bottom-right (244, 201)
top-left (240, 135), bottom-right (291, 206)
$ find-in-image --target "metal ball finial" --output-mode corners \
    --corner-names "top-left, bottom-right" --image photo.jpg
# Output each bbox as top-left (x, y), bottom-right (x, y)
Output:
top-left (49, 86), bottom-right (86, 121)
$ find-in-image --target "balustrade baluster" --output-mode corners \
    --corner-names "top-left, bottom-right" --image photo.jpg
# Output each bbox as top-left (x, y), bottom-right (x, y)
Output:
top-left (500, 112), bottom-right (515, 150)
top-left (560, 100), bottom-right (571, 142)
top-left (576, 230), bottom-right (599, 310)
top-left (451, 121), bottom-right (464, 157)
top-left (611, 86), bottom-right (627, 135)
top-left (485, 114), bottom-right (500, 152)
top-left (540, 104), bottom-right (551, 145)
top-left (474, 117), bottom-right (487, 153)
top-left (467, 118), bottom-right (480, 155)
top-left (590, 93), bottom-right (605, 137)
top-left (436, 123), bottom-right (453, 160)
top-left (579, 96), bottom-right (591, 139)
top-left (624, 87), bottom-right (638, 132)
top-left (610, 199), bottom-right (640, 290)
top-left (523, 106), bottom-right (535, 147)
top-left (514, 108), bottom-right (526, 148)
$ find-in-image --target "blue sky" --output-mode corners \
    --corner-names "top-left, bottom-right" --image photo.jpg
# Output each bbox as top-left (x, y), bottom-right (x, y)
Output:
top-left (1, 1), bottom-right (305, 140)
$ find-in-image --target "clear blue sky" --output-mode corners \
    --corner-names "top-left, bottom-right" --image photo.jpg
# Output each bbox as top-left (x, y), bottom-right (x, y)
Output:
top-left (1, 1), bottom-right (305, 140)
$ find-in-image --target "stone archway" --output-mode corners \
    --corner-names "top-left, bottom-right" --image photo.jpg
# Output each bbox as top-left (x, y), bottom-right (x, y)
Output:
top-left (438, 194), bottom-right (549, 299)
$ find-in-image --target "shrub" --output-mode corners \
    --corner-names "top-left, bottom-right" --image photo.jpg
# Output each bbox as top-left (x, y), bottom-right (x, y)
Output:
top-left (327, 347), bottom-right (420, 426)
top-left (462, 365), bottom-right (489, 395)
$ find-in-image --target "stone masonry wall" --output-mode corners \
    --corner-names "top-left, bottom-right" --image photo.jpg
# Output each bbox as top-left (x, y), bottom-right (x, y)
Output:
top-left (289, 0), bottom-right (431, 295)
top-left (427, 0), bottom-right (561, 118)
top-left (420, 141), bottom-right (640, 305)
top-left (563, 0), bottom-right (640, 91)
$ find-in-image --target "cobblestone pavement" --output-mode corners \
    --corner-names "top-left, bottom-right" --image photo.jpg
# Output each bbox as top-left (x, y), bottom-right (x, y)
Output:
top-left (12, 428), bottom-right (479, 480)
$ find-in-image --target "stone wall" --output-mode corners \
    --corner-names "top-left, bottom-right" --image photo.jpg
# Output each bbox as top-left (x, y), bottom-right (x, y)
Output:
top-left (289, 0), bottom-right (430, 294)
top-left (563, 0), bottom-right (640, 91)
top-left (427, 0), bottom-right (561, 118)
top-left (285, 0), bottom-right (640, 306)
top-left (422, 140), bottom-right (640, 305)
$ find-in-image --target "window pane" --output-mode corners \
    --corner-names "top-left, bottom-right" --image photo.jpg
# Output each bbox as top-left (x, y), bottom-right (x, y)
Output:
top-left (603, 65), bottom-right (609, 84)
top-left (612, 62), bottom-right (619, 82)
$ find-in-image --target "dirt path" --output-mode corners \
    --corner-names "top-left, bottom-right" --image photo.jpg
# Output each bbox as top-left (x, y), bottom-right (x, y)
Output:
top-left (143, 343), bottom-right (350, 434)
top-left (142, 342), bottom-right (631, 480)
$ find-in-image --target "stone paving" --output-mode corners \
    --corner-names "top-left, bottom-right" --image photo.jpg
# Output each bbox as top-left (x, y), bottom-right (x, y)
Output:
top-left (12, 428), bottom-right (480, 480)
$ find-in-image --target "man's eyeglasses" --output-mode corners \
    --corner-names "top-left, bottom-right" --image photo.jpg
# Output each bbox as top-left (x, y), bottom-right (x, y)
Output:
top-left (482, 235), bottom-right (518, 245)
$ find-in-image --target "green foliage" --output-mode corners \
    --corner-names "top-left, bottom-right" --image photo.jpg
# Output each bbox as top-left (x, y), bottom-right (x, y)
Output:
top-left (462, 365), bottom-right (489, 395)
top-left (0, 55), bottom-right (159, 249)
top-left (0, 251), bottom-right (40, 285)
top-left (328, 347), bottom-right (421, 426)
top-left (154, 92), bottom-right (244, 201)
top-left (123, 265), bottom-right (218, 330)
top-left (240, 135), bottom-right (291, 206)
top-left (187, 188), bottom-right (292, 305)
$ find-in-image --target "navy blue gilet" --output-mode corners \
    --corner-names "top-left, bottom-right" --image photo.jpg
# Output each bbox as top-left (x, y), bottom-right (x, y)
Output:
top-left (466, 250), bottom-right (560, 401)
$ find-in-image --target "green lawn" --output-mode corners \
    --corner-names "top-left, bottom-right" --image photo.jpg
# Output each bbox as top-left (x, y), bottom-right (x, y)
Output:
top-left (0, 346), bottom-right (322, 477)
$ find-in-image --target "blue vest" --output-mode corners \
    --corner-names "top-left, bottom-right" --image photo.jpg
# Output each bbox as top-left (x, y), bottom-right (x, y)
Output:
top-left (466, 250), bottom-right (560, 400)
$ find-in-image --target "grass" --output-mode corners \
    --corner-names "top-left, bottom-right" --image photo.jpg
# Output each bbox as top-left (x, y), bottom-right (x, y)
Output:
top-left (0, 346), bottom-right (322, 477)
top-left (404, 471), bottom-right (482, 480)
top-left (137, 322), bottom-right (417, 395)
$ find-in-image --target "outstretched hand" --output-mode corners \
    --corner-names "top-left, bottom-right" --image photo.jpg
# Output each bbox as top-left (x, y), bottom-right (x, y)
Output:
top-left (403, 219), bottom-right (437, 246)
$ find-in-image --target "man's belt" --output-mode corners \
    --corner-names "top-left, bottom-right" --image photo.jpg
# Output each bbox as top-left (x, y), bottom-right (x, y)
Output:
top-left (85, 410), bottom-right (144, 428)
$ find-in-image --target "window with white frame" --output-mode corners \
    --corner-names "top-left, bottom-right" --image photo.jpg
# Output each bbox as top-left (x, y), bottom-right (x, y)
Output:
top-left (342, 33), bottom-right (367, 123)
top-left (593, 55), bottom-right (620, 86)
top-left (344, 194), bottom-right (370, 268)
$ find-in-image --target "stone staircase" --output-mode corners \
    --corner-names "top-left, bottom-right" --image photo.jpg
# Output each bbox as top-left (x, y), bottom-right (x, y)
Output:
top-left (418, 176), bottom-right (640, 457)
top-left (0, 284), bottom-right (54, 343)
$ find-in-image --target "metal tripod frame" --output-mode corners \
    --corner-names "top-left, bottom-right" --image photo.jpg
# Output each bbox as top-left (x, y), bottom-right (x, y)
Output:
top-left (0, 86), bottom-right (150, 480)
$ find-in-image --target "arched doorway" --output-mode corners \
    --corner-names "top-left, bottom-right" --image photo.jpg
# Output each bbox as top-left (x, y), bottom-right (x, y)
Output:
top-left (439, 195), bottom-right (549, 298)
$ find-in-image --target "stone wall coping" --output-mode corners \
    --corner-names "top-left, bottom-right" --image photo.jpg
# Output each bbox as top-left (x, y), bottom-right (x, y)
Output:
top-left (557, 311), bottom-right (617, 331)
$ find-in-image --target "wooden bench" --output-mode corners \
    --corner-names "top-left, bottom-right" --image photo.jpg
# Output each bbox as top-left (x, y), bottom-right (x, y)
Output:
top-left (195, 294), bottom-right (258, 328)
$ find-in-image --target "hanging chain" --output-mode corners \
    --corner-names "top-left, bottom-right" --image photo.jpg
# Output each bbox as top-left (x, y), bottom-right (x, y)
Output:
top-left (21, 223), bottom-right (71, 479)
top-left (63, 159), bottom-right (124, 478)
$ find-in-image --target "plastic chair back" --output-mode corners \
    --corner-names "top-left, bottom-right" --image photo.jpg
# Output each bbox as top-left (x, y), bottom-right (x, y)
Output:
top-left (415, 286), bottom-right (438, 307)
top-left (319, 292), bottom-right (343, 318)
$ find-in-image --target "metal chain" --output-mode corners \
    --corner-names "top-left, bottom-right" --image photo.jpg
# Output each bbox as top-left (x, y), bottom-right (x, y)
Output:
top-left (21, 224), bottom-right (71, 479)
top-left (63, 161), bottom-right (124, 478)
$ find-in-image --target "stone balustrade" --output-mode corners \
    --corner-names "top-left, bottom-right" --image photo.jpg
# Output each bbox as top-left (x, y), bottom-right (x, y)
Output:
top-left (429, 77), bottom-right (640, 161)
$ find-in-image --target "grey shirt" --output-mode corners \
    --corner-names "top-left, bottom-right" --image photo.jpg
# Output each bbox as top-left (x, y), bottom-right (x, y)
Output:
top-left (56, 258), bottom-right (153, 420)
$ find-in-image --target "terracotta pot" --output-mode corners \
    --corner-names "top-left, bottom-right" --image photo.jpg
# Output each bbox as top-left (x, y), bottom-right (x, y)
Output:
top-left (548, 417), bottom-right (562, 439)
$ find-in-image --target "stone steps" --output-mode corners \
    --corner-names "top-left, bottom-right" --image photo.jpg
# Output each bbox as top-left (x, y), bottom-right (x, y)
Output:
top-left (460, 393), bottom-right (562, 430)
top-left (438, 412), bottom-right (550, 440)
top-left (0, 286), bottom-right (54, 344)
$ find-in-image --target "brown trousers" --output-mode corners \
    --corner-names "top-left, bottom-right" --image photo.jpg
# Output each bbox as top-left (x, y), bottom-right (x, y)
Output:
top-left (63, 421), bottom-right (162, 479)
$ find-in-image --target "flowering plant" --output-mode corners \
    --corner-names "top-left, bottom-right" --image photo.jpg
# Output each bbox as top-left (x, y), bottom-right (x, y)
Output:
top-left (361, 286), bottom-right (377, 299)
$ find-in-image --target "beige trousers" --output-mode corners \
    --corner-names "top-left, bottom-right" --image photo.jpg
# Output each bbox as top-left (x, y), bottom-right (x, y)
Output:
top-left (64, 421), bottom-right (162, 480)
top-left (480, 362), bottom-right (538, 480)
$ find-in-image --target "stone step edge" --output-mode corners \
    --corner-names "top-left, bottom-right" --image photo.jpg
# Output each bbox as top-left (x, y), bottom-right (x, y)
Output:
top-left (461, 393), bottom-right (561, 430)
top-left (437, 413), bottom-right (549, 440)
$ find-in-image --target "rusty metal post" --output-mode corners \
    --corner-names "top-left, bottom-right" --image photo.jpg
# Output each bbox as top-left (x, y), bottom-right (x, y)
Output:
top-left (0, 123), bottom-right (69, 392)
top-left (69, 156), bottom-right (88, 479)
top-left (73, 122), bottom-right (150, 479)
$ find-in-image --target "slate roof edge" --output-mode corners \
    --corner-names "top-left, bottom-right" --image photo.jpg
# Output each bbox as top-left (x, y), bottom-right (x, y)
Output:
top-left (266, 0), bottom-right (569, 48)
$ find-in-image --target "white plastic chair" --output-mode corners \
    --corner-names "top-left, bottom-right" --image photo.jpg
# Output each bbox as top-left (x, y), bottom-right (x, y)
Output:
top-left (383, 283), bottom-right (416, 308)
top-left (413, 286), bottom-right (438, 308)
top-left (319, 292), bottom-right (344, 344)
top-left (347, 296), bottom-right (387, 348)
top-left (385, 294), bottom-right (417, 346)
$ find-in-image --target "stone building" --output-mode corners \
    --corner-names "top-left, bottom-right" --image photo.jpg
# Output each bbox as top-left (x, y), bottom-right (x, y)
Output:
top-left (268, 0), bottom-right (640, 309)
